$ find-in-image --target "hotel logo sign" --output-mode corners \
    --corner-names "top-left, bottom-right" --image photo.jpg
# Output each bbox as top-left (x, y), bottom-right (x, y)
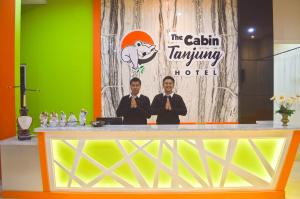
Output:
top-left (167, 33), bottom-right (224, 76)
top-left (121, 30), bottom-right (158, 74)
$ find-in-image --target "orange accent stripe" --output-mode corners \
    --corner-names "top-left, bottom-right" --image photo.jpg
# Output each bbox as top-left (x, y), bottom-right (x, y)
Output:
top-left (1, 191), bottom-right (285, 199)
top-left (93, 0), bottom-right (102, 119)
top-left (205, 122), bottom-right (239, 124)
top-left (38, 132), bottom-right (50, 192)
top-left (147, 122), bottom-right (239, 125)
top-left (0, 0), bottom-right (16, 140)
top-left (276, 130), bottom-right (300, 190)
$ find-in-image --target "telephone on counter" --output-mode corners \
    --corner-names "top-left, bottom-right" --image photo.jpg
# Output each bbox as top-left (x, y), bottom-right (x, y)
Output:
top-left (91, 120), bottom-right (105, 127)
top-left (96, 117), bottom-right (123, 125)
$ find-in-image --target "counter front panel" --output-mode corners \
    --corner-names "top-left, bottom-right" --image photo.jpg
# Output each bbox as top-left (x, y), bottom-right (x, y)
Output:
top-left (41, 127), bottom-right (293, 192)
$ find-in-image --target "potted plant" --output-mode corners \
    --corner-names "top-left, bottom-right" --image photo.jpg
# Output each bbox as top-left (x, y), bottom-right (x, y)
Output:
top-left (270, 95), bottom-right (300, 126)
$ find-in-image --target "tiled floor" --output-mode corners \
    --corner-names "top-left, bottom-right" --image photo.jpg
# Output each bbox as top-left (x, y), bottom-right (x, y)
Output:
top-left (0, 160), bottom-right (300, 198)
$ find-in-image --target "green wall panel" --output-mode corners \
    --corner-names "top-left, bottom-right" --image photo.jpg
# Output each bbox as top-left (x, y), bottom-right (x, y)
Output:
top-left (21, 0), bottom-right (93, 128)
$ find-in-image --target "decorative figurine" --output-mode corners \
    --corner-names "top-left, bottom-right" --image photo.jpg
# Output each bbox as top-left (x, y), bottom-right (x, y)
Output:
top-left (67, 112), bottom-right (77, 127)
top-left (59, 111), bottom-right (67, 127)
top-left (39, 112), bottom-right (48, 128)
top-left (17, 94), bottom-right (32, 140)
top-left (79, 108), bottom-right (88, 126)
top-left (49, 112), bottom-right (59, 127)
top-left (17, 115), bottom-right (32, 140)
top-left (18, 115), bottom-right (32, 130)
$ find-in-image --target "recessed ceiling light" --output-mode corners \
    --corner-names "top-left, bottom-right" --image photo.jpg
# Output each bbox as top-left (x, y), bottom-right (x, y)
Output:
top-left (248, 27), bottom-right (255, 33)
top-left (251, 35), bottom-right (255, 39)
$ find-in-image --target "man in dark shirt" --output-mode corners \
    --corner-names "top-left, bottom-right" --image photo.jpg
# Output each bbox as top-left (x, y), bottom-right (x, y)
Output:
top-left (151, 76), bottom-right (187, 124)
top-left (116, 77), bottom-right (151, 124)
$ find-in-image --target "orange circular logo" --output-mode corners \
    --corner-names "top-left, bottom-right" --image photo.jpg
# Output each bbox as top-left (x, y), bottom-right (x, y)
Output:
top-left (121, 30), bottom-right (158, 73)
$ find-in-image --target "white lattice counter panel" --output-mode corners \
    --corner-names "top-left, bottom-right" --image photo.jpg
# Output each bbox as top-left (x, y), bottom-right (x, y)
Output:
top-left (39, 126), bottom-right (295, 192)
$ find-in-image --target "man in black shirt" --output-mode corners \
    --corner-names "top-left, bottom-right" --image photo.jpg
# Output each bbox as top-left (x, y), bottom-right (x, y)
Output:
top-left (151, 76), bottom-right (187, 124)
top-left (116, 77), bottom-right (151, 124)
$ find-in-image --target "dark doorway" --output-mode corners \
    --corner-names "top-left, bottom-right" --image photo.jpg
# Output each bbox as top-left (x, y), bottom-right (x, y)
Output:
top-left (238, 0), bottom-right (274, 123)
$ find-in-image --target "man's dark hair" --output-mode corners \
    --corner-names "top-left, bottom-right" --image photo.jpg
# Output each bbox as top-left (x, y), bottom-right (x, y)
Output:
top-left (163, 76), bottom-right (175, 83)
top-left (130, 77), bottom-right (141, 85)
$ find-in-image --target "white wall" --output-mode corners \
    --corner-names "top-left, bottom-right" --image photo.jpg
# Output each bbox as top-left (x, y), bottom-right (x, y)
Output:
top-left (273, 0), bottom-right (300, 44)
top-left (273, 46), bottom-right (300, 125)
top-left (273, 1), bottom-right (300, 125)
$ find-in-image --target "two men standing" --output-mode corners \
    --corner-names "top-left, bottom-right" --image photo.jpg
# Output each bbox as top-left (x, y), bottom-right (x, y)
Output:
top-left (116, 76), bottom-right (187, 124)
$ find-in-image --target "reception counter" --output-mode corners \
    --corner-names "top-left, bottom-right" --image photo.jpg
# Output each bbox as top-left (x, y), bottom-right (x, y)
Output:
top-left (1, 124), bottom-right (300, 199)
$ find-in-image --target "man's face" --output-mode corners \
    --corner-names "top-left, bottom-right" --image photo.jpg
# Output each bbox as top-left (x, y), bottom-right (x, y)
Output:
top-left (163, 79), bottom-right (174, 93)
top-left (130, 81), bottom-right (141, 95)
